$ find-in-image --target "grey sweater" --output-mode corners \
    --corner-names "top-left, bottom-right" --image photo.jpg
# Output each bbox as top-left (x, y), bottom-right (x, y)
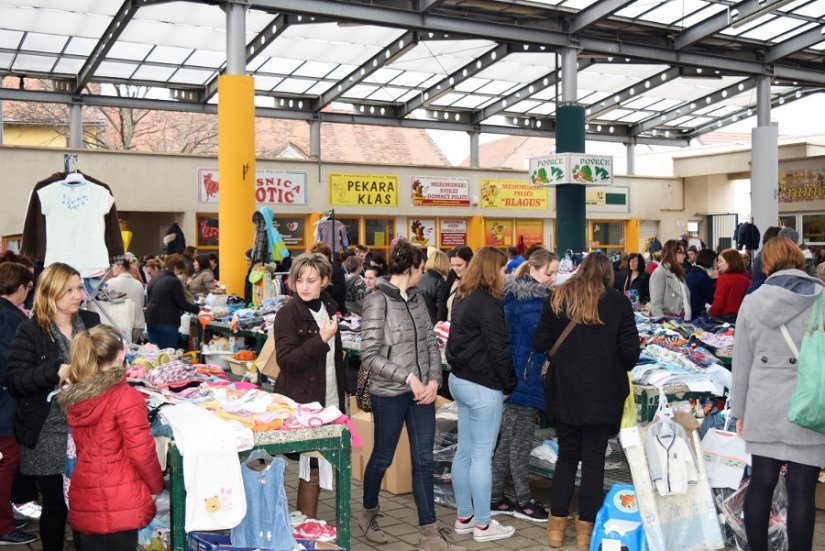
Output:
top-left (731, 269), bottom-right (825, 449)
top-left (360, 278), bottom-right (442, 397)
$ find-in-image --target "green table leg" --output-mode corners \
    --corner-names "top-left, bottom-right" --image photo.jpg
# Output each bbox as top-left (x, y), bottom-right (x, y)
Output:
top-left (169, 445), bottom-right (187, 551)
top-left (320, 430), bottom-right (351, 550)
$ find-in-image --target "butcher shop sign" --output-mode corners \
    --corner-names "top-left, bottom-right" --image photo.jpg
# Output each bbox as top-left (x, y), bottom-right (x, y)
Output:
top-left (197, 168), bottom-right (308, 205)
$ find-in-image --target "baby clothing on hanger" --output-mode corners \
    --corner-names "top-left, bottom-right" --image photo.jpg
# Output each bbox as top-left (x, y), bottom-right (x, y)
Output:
top-left (231, 455), bottom-right (297, 550)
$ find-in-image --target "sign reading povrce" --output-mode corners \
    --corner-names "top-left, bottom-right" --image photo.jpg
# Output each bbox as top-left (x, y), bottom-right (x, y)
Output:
top-left (411, 176), bottom-right (470, 206)
top-left (197, 168), bottom-right (308, 204)
top-left (528, 154), bottom-right (613, 186)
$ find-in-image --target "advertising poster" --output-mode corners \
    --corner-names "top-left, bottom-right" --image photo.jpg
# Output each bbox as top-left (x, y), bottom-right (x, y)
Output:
top-left (480, 179), bottom-right (549, 209)
top-left (196, 213), bottom-right (219, 248)
top-left (197, 168), bottom-right (308, 204)
top-left (411, 175), bottom-right (470, 206)
top-left (329, 173), bottom-right (399, 206)
top-left (586, 186), bottom-right (630, 213)
top-left (516, 219), bottom-right (544, 247)
top-left (273, 217), bottom-right (305, 247)
top-left (408, 219), bottom-right (436, 247)
top-left (485, 219), bottom-right (514, 247)
top-left (440, 219), bottom-right (467, 247)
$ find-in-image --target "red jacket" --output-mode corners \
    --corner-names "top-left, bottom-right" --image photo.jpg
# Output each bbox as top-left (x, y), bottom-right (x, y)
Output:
top-left (709, 271), bottom-right (750, 318)
top-left (61, 370), bottom-right (164, 534)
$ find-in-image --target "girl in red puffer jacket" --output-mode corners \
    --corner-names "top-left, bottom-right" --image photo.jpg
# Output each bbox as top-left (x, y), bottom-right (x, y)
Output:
top-left (58, 325), bottom-right (164, 551)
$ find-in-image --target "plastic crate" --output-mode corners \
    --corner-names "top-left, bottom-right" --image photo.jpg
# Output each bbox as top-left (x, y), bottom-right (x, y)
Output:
top-left (187, 531), bottom-right (344, 551)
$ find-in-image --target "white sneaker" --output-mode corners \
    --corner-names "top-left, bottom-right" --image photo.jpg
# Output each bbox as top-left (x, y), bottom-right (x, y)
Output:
top-left (12, 502), bottom-right (41, 520)
top-left (473, 519), bottom-right (515, 542)
top-left (454, 515), bottom-right (474, 535)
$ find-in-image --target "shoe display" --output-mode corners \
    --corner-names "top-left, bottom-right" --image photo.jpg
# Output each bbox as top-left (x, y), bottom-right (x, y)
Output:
top-left (514, 498), bottom-right (549, 522)
top-left (12, 502), bottom-right (41, 520)
top-left (473, 519), bottom-right (515, 542)
top-left (453, 515), bottom-right (474, 535)
top-left (490, 496), bottom-right (517, 516)
top-left (0, 529), bottom-right (36, 545)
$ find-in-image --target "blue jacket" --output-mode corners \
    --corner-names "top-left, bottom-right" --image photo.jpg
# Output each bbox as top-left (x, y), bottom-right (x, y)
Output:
top-left (685, 265), bottom-right (715, 317)
top-left (502, 276), bottom-right (549, 411)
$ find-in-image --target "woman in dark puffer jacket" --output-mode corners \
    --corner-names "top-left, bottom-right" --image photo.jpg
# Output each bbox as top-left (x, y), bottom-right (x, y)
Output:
top-left (358, 240), bottom-right (457, 551)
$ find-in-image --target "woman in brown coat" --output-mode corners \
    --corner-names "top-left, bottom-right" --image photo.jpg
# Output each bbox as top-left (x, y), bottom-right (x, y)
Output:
top-left (272, 252), bottom-right (345, 519)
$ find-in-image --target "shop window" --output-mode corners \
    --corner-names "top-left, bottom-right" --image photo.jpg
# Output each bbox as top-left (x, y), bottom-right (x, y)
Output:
top-left (1, 235), bottom-right (22, 254)
top-left (333, 216), bottom-right (360, 252)
top-left (365, 218), bottom-right (394, 259)
top-left (273, 216), bottom-right (306, 251)
top-left (195, 213), bottom-right (219, 249)
top-left (802, 214), bottom-right (825, 244)
top-left (778, 215), bottom-right (797, 230)
top-left (591, 222), bottom-right (625, 250)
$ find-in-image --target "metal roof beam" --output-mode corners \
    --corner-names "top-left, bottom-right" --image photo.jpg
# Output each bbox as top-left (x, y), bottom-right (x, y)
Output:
top-left (250, 0), bottom-right (825, 86)
top-left (397, 42), bottom-right (512, 117)
top-left (632, 77), bottom-right (757, 135)
top-left (674, 0), bottom-right (792, 50)
top-left (0, 87), bottom-right (687, 145)
top-left (587, 67), bottom-right (680, 120)
top-left (203, 13), bottom-right (291, 101)
top-left (418, 0), bottom-right (448, 11)
top-left (316, 30), bottom-right (418, 110)
top-left (765, 24), bottom-right (825, 63)
top-left (570, 0), bottom-right (638, 34)
top-left (686, 88), bottom-right (815, 138)
top-left (75, 0), bottom-right (140, 94)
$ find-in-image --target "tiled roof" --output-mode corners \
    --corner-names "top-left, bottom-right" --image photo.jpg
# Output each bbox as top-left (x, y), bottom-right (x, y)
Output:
top-left (460, 136), bottom-right (555, 169)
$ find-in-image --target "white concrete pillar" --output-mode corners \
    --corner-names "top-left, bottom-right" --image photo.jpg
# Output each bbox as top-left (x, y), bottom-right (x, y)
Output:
top-left (751, 75), bottom-right (778, 241)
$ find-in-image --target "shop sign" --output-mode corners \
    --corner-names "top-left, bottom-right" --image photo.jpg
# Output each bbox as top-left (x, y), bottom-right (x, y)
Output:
top-left (480, 179), bottom-right (549, 209)
top-left (440, 219), bottom-right (467, 247)
top-left (197, 168), bottom-right (308, 205)
top-left (410, 176), bottom-right (470, 206)
top-left (779, 169), bottom-right (825, 203)
top-left (586, 186), bottom-right (630, 213)
top-left (516, 219), bottom-right (544, 247)
top-left (329, 173), bottom-right (398, 206)
top-left (485, 219), bottom-right (514, 247)
top-left (528, 154), bottom-right (613, 186)
top-left (196, 213), bottom-right (219, 248)
top-left (273, 217), bottom-right (305, 247)
top-left (409, 219), bottom-right (436, 247)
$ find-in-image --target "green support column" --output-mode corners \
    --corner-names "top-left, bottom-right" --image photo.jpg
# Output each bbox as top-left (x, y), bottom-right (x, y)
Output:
top-left (555, 104), bottom-right (586, 253)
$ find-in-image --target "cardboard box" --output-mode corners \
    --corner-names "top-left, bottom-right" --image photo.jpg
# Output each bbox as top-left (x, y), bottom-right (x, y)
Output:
top-left (349, 396), bottom-right (452, 495)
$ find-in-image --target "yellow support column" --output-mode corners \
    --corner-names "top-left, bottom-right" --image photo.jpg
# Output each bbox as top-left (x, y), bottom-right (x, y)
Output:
top-left (218, 74), bottom-right (255, 295)
top-left (625, 218), bottom-right (640, 253)
top-left (468, 216), bottom-right (485, 250)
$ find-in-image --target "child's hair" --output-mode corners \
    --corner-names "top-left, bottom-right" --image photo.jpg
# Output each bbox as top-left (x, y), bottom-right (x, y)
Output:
top-left (66, 325), bottom-right (125, 385)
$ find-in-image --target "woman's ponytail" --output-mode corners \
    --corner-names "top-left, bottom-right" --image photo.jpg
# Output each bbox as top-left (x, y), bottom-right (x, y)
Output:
top-left (67, 332), bottom-right (100, 386)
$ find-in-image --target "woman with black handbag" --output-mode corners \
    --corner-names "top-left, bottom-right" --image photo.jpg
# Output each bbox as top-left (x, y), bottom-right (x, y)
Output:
top-left (534, 253), bottom-right (640, 550)
top-left (358, 240), bottom-right (460, 551)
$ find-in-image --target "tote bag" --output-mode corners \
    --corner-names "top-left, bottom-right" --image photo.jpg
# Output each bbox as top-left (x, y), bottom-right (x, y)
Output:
top-left (784, 293), bottom-right (825, 433)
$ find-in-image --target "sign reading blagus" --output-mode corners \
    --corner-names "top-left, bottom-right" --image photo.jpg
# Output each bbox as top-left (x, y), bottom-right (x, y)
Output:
top-left (480, 179), bottom-right (550, 209)
top-left (528, 154), bottom-right (613, 186)
top-left (329, 173), bottom-right (399, 206)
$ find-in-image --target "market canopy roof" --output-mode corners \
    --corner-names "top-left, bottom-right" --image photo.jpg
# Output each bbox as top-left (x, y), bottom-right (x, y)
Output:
top-left (0, 0), bottom-right (823, 146)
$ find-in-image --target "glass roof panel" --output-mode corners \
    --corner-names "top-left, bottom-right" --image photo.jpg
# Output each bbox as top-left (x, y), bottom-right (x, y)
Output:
top-left (367, 86), bottom-right (408, 101)
top-left (304, 81), bottom-right (334, 95)
top-left (12, 53), bottom-right (56, 72)
top-left (793, 0), bottom-right (825, 17)
top-left (639, 0), bottom-right (708, 25)
top-left (324, 64), bottom-right (356, 80)
top-left (291, 60), bottom-right (338, 78)
top-left (526, 102), bottom-right (555, 115)
top-left (273, 78), bottom-right (314, 94)
top-left (450, 94), bottom-right (491, 109)
top-left (95, 61), bottom-right (138, 79)
top-left (120, 19), bottom-right (217, 50)
top-left (476, 61), bottom-right (550, 82)
top-left (0, 5), bottom-right (110, 38)
top-left (454, 77), bottom-right (491, 93)
top-left (720, 14), bottom-right (774, 36)
top-left (594, 108), bottom-right (635, 121)
top-left (741, 15), bottom-right (804, 41)
top-left (185, 49), bottom-right (225, 69)
top-left (0, 52), bottom-right (14, 70)
top-left (0, 29), bottom-right (23, 49)
top-left (253, 76), bottom-right (284, 91)
top-left (559, 0), bottom-right (602, 9)
top-left (342, 84), bottom-right (378, 99)
top-left (386, 70), bottom-right (432, 87)
top-left (131, 65), bottom-right (176, 82)
top-left (365, 68), bottom-right (402, 85)
top-left (170, 68), bottom-right (214, 85)
top-left (52, 57), bottom-right (83, 74)
top-left (613, 110), bottom-right (653, 123)
top-left (813, 40), bottom-right (825, 50)
top-left (778, 0), bottom-right (814, 12)
top-left (135, 2), bottom-right (227, 29)
top-left (644, 98), bottom-right (684, 111)
top-left (474, 80), bottom-right (522, 95)
top-left (106, 41), bottom-right (154, 62)
top-left (145, 45), bottom-right (192, 65)
top-left (616, 0), bottom-right (665, 19)
top-left (677, 3), bottom-right (727, 27)
top-left (430, 92), bottom-right (467, 106)
top-left (257, 56), bottom-right (303, 75)
top-left (20, 32), bottom-right (67, 54)
top-left (621, 96), bottom-right (662, 109)
top-left (770, 22), bottom-right (819, 44)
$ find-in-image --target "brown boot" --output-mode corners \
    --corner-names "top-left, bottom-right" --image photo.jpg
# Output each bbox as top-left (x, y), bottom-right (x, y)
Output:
top-left (296, 468), bottom-right (320, 519)
top-left (575, 518), bottom-right (594, 551)
top-left (418, 522), bottom-right (466, 551)
top-left (359, 506), bottom-right (389, 544)
top-left (546, 515), bottom-right (568, 548)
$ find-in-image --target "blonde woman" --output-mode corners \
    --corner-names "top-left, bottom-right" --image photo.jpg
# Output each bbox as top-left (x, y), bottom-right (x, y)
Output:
top-left (7, 263), bottom-right (100, 551)
top-left (419, 249), bottom-right (450, 323)
top-left (534, 253), bottom-right (639, 550)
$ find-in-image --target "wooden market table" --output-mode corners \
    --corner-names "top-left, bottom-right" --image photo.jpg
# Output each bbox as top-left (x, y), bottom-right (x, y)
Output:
top-left (168, 424), bottom-right (352, 551)
top-left (199, 321), bottom-right (268, 355)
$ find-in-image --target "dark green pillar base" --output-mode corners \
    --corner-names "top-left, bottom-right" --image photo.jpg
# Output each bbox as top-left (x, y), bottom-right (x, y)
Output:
top-left (555, 104), bottom-right (586, 253)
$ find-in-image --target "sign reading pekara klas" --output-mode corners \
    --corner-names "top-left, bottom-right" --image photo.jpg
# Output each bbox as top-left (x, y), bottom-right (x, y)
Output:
top-left (197, 168), bottom-right (307, 204)
top-left (411, 176), bottom-right (470, 206)
top-left (329, 173), bottom-right (398, 206)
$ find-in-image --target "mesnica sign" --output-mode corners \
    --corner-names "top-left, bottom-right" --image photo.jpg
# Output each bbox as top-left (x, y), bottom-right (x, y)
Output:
top-left (529, 154), bottom-right (613, 187)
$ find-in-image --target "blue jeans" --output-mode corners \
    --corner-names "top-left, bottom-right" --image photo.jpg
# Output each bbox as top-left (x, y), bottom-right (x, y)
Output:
top-left (449, 375), bottom-right (503, 526)
top-left (146, 324), bottom-right (179, 349)
top-left (363, 393), bottom-right (436, 526)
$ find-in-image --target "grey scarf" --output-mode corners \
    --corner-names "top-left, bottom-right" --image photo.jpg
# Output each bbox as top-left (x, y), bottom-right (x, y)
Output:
top-left (49, 315), bottom-right (87, 363)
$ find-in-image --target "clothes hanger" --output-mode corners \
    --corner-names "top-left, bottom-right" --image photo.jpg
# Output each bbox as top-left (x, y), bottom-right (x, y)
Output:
top-left (244, 447), bottom-right (274, 468)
